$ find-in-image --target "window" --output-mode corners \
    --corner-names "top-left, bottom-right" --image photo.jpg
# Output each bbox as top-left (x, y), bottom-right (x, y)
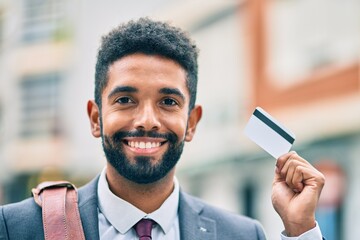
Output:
top-left (246, 0), bottom-right (360, 110)
top-left (267, 0), bottom-right (360, 85)
top-left (19, 72), bottom-right (62, 138)
top-left (240, 183), bottom-right (256, 219)
top-left (21, 0), bottom-right (68, 43)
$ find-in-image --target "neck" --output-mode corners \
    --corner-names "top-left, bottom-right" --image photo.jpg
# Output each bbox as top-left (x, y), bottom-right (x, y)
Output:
top-left (105, 164), bottom-right (175, 213)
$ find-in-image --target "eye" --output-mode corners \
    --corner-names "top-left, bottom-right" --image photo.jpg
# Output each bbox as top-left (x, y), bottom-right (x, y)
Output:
top-left (161, 98), bottom-right (178, 106)
top-left (116, 97), bottom-right (134, 104)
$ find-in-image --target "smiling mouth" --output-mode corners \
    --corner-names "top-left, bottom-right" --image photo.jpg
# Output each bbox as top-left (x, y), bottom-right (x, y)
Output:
top-left (123, 140), bottom-right (167, 149)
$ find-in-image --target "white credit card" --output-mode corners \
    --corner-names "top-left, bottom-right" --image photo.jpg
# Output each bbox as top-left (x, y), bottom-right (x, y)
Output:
top-left (244, 107), bottom-right (295, 159)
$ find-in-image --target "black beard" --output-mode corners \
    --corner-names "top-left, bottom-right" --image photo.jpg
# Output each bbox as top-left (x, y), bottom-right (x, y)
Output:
top-left (101, 129), bottom-right (184, 184)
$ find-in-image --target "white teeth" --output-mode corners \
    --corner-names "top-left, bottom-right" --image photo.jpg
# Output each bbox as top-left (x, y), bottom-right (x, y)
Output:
top-left (128, 141), bottom-right (161, 149)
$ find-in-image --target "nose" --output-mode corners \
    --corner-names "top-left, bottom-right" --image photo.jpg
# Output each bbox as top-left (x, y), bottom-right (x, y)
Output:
top-left (133, 103), bottom-right (161, 131)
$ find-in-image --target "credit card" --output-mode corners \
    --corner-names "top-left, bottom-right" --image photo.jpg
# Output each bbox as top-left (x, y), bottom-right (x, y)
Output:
top-left (244, 107), bottom-right (295, 159)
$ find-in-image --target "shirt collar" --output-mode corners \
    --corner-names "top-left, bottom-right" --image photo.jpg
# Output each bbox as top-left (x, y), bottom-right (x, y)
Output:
top-left (97, 167), bottom-right (179, 234)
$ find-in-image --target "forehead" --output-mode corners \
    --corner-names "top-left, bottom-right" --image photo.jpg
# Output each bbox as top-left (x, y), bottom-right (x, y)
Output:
top-left (105, 53), bottom-right (188, 93)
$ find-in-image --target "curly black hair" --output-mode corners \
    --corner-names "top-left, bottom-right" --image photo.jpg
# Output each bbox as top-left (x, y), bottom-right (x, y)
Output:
top-left (95, 17), bottom-right (199, 111)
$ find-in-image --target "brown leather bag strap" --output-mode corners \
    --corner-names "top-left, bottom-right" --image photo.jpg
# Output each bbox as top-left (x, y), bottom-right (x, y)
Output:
top-left (32, 181), bottom-right (85, 240)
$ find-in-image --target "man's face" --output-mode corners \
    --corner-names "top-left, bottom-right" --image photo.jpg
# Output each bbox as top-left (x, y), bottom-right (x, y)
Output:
top-left (88, 53), bottom-right (201, 184)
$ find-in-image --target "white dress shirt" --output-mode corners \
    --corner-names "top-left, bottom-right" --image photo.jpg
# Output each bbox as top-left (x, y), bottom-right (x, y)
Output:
top-left (97, 167), bottom-right (322, 240)
top-left (281, 222), bottom-right (323, 240)
top-left (97, 168), bottom-right (180, 240)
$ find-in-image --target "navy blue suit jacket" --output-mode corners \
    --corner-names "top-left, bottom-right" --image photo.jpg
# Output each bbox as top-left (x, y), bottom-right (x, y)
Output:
top-left (0, 176), bottom-right (269, 239)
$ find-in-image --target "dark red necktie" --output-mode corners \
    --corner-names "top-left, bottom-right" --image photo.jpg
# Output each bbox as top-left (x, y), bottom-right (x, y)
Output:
top-left (134, 219), bottom-right (154, 240)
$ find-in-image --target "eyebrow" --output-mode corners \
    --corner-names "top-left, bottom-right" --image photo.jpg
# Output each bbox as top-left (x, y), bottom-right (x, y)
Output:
top-left (107, 86), bottom-right (137, 100)
top-left (107, 86), bottom-right (186, 102)
top-left (159, 87), bottom-right (185, 101)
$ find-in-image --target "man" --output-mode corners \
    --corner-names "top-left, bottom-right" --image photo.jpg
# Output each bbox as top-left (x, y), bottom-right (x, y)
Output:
top-left (0, 18), bottom-right (325, 239)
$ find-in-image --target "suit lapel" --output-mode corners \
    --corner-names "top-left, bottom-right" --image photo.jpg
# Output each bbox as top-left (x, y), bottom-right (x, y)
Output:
top-left (178, 192), bottom-right (216, 240)
top-left (78, 177), bottom-right (100, 240)
top-left (76, 178), bottom-right (220, 240)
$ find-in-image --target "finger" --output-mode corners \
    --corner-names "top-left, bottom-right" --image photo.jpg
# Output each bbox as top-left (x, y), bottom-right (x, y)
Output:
top-left (276, 151), bottom-right (308, 174)
top-left (291, 164), bottom-right (325, 194)
top-left (276, 151), bottom-right (301, 173)
top-left (284, 158), bottom-right (294, 180)
top-left (299, 165), bottom-right (326, 190)
top-left (284, 160), bottom-right (307, 190)
top-left (285, 161), bottom-right (296, 189)
top-left (291, 165), bottom-right (306, 192)
top-left (280, 156), bottom-right (306, 178)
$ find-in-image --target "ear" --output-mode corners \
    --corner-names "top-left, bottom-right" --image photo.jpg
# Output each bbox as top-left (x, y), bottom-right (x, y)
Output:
top-left (87, 100), bottom-right (101, 138)
top-left (185, 105), bottom-right (202, 142)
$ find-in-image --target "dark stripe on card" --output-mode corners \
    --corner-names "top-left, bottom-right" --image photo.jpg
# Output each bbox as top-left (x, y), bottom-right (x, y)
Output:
top-left (253, 109), bottom-right (295, 144)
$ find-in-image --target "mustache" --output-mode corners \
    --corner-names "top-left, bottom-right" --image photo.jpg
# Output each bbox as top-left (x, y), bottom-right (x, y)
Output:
top-left (111, 129), bottom-right (178, 143)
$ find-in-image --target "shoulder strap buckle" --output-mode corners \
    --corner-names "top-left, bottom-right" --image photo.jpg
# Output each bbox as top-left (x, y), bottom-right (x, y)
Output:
top-left (32, 181), bottom-right (85, 240)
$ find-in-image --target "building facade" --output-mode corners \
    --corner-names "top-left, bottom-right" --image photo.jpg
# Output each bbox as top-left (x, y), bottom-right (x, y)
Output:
top-left (0, 0), bottom-right (359, 239)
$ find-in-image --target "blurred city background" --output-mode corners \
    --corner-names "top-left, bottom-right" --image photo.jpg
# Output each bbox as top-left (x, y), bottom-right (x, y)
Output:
top-left (0, 0), bottom-right (359, 239)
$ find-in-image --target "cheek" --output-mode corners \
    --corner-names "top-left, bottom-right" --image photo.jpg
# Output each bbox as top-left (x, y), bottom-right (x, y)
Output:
top-left (102, 112), bottom-right (131, 134)
top-left (161, 113), bottom-right (188, 139)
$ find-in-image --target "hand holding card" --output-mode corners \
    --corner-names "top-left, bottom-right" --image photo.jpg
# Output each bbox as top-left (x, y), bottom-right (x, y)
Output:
top-left (244, 107), bottom-right (295, 159)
